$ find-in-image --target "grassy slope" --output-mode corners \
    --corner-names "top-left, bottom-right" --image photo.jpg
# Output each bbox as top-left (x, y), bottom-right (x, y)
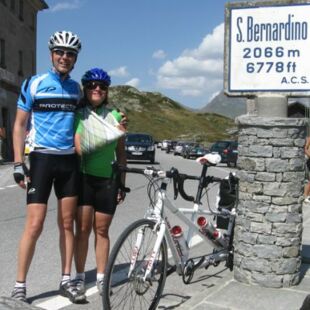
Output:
top-left (108, 86), bottom-right (236, 145)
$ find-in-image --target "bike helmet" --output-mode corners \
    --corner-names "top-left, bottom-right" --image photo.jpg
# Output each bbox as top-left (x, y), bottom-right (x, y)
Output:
top-left (48, 31), bottom-right (81, 53)
top-left (81, 68), bottom-right (111, 86)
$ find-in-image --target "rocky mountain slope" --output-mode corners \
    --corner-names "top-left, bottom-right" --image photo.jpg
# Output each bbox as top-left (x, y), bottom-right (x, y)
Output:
top-left (200, 91), bottom-right (247, 119)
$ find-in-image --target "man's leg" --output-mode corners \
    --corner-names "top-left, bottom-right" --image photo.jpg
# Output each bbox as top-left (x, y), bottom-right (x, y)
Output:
top-left (12, 203), bottom-right (47, 301)
top-left (57, 196), bottom-right (77, 276)
top-left (57, 196), bottom-right (86, 303)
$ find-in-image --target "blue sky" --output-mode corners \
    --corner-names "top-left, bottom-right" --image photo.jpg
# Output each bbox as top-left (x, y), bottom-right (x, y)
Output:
top-left (37, 0), bottom-right (245, 109)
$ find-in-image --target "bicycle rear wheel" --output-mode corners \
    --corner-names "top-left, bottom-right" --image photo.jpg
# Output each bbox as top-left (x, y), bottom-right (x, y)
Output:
top-left (103, 219), bottom-right (168, 310)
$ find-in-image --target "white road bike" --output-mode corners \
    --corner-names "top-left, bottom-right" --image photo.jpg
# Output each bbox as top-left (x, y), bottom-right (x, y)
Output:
top-left (103, 154), bottom-right (239, 310)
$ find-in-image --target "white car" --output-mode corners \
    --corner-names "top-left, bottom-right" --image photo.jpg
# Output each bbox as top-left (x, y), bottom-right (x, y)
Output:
top-left (161, 140), bottom-right (170, 150)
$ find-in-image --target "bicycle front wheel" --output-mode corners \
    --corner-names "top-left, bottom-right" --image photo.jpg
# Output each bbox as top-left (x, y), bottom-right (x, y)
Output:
top-left (103, 219), bottom-right (168, 310)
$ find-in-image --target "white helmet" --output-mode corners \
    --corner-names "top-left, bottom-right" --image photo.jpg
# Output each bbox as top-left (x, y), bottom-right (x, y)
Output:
top-left (48, 31), bottom-right (81, 53)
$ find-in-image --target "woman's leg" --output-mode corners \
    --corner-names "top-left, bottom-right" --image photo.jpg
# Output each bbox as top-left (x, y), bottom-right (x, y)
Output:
top-left (74, 205), bottom-right (94, 273)
top-left (93, 212), bottom-right (113, 274)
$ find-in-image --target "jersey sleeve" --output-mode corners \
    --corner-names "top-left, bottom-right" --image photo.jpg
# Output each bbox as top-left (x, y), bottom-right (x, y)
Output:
top-left (17, 77), bottom-right (34, 112)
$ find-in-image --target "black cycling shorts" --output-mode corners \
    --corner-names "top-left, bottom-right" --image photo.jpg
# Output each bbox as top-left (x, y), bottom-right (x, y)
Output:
top-left (78, 173), bottom-right (118, 215)
top-left (27, 152), bottom-right (79, 204)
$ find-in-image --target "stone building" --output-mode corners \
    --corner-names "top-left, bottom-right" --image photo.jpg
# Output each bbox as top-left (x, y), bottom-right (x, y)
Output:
top-left (0, 0), bottom-right (48, 161)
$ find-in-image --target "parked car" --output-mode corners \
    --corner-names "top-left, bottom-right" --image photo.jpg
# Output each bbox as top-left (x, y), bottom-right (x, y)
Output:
top-left (174, 141), bottom-right (186, 156)
top-left (166, 140), bottom-right (178, 153)
top-left (210, 140), bottom-right (236, 163)
top-left (182, 145), bottom-right (209, 159)
top-left (226, 141), bottom-right (238, 167)
top-left (125, 133), bottom-right (155, 163)
top-left (161, 140), bottom-right (170, 150)
top-left (174, 141), bottom-right (196, 156)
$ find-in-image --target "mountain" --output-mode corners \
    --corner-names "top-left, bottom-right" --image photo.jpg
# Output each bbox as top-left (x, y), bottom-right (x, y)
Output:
top-left (107, 85), bottom-right (237, 144)
top-left (200, 91), bottom-right (247, 119)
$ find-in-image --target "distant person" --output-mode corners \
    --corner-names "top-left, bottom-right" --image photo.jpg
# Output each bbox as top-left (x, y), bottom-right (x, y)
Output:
top-left (0, 123), bottom-right (6, 163)
top-left (73, 68), bottom-right (127, 299)
top-left (11, 30), bottom-right (84, 303)
top-left (304, 136), bottom-right (310, 204)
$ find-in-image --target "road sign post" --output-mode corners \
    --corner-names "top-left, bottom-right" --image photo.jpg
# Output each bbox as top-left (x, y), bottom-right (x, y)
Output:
top-left (225, 0), bottom-right (308, 288)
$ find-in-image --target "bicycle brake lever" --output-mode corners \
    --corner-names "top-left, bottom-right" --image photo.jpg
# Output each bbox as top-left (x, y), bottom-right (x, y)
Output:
top-left (169, 167), bottom-right (179, 200)
top-left (173, 176), bottom-right (178, 200)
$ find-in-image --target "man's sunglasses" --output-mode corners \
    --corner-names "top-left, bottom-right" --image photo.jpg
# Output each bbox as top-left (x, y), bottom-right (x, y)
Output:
top-left (53, 49), bottom-right (77, 58)
top-left (85, 81), bottom-right (108, 91)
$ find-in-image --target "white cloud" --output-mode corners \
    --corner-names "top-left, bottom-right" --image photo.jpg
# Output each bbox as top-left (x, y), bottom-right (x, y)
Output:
top-left (126, 78), bottom-right (140, 88)
top-left (109, 66), bottom-right (129, 78)
top-left (49, 0), bottom-right (82, 12)
top-left (156, 23), bottom-right (224, 104)
top-left (182, 23), bottom-right (224, 59)
top-left (152, 49), bottom-right (167, 59)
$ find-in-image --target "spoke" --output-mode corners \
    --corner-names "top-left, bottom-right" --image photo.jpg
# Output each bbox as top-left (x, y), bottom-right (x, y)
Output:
top-left (104, 220), bottom-right (167, 309)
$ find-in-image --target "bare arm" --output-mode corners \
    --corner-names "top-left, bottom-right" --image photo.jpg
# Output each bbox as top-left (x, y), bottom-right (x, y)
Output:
top-left (74, 133), bottom-right (82, 156)
top-left (13, 109), bottom-right (29, 163)
top-left (116, 136), bottom-right (127, 186)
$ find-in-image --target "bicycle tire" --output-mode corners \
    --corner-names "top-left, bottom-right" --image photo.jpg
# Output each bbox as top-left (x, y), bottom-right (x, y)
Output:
top-left (103, 219), bottom-right (168, 310)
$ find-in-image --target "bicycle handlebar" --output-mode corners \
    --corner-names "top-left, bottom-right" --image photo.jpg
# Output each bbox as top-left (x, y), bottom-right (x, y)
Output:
top-left (112, 162), bottom-right (224, 202)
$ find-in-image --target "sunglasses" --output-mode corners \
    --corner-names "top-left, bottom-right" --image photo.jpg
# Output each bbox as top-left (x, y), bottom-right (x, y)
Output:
top-left (53, 49), bottom-right (77, 58)
top-left (85, 81), bottom-right (108, 91)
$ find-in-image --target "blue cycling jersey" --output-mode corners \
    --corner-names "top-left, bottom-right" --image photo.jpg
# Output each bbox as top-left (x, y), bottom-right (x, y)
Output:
top-left (17, 69), bottom-right (81, 151)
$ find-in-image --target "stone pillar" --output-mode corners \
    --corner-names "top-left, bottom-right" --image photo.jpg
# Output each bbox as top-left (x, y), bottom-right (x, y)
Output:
top-left (234, 116), bottom-right (307, 288)
top-left (256, 94), bottom-right (288, 117)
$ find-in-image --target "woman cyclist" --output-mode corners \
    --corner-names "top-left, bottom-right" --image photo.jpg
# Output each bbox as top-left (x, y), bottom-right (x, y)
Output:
top-left (73, 68), bottom-right (127, 299)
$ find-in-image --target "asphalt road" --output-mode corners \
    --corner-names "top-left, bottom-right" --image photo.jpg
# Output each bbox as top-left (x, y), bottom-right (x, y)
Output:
top-left (0, 149), bottom-right (235, 309)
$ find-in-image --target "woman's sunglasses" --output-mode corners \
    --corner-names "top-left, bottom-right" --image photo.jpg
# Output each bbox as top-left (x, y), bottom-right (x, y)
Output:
top-left (85, 81), bottom-right (108, 91)
top-left (53, 49), bottom-right (77, 58)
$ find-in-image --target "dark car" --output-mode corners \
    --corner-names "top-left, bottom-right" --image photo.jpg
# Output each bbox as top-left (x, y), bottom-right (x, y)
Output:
top-left (226, 141), bottom-right (238, 167)
top-left (125, 133), bottom-right (155, 163)
top-left (166, 140), bottom-right (178, 153)
top-left (210, 141), bottom-right (236, 163)
top-left (182, 145), bottom-right (209, 159)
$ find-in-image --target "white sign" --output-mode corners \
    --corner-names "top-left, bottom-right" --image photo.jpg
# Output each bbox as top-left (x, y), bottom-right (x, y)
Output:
top-left (225, 2), bottom-right (310, 95)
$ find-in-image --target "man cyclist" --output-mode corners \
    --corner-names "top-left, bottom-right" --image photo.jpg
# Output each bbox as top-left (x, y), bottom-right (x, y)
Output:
top-left (11, 30), bottom-right (84, 303)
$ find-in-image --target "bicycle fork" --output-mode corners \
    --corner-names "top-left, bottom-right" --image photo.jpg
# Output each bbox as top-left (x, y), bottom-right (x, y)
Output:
top-left (127, 220), bottom-right (166, 282)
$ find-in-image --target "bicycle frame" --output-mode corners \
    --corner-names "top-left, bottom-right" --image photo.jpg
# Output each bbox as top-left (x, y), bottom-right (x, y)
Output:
top-left (103, 160), bottom-right (238, 310)
top-left (128, 165), bottom-right (236, 282)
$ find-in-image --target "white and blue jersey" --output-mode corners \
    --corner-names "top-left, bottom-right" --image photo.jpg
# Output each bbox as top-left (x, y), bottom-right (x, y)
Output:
top-left (17, 69), bottom-right (81, 152)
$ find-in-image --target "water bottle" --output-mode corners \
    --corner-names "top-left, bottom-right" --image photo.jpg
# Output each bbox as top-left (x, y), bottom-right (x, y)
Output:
top-left (197, 216), bottom-right (217, 238)
top-left (171, 225), bottom-right (189, 261)
top-left (197, 216), bottom-right (228, 247)
top-left (212, 229), bottom-right (229, 248)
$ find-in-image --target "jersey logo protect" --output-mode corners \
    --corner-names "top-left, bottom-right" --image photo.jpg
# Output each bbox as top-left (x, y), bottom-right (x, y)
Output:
top-left (41, 86), bottom-right (57, 92)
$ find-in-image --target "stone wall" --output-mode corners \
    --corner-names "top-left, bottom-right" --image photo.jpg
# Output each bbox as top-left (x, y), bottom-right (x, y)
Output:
top-left (234, 116), bottom-right (307, 288)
